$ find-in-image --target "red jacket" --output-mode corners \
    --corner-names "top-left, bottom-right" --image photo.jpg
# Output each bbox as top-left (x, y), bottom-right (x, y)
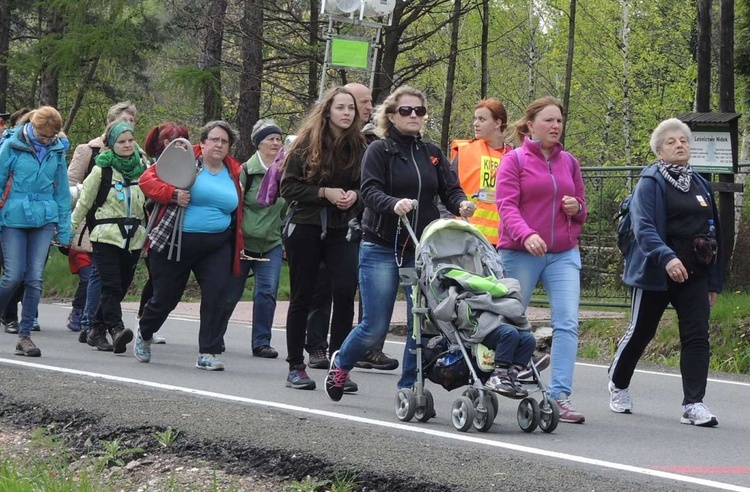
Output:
top-left (139, 144), bottom-right (245, 275)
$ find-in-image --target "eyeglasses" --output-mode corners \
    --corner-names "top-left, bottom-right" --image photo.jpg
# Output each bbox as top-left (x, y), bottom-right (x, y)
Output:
top-left (397, 106), bottom-right (427, 117)
top-left (207, 136), bottom-right (230, 146)
top-left (114, 182), bottom-right (125, 201)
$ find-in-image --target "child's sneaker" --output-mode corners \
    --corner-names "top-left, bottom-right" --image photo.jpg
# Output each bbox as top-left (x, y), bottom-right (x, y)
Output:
top-left (196, 354), bottom-right (225, 371)
top-left (555, 393), bottom-right (586, 423)
top-left (681, 402), bottom-right (718, 427)
top-left (508, 366), bottom-right (528, 399)
top-left (485, 367), bottom-right (516, 398)
top-left (287, 365), bottom-right (316, 390)
top-left (517, 353), bottom-right (550, 382)
top-left (325, 350), bottom-right (350, 401)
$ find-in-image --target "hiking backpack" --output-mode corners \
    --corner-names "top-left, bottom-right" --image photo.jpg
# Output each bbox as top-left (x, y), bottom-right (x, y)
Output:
top-left (614, 193), bottom-right (634, 256)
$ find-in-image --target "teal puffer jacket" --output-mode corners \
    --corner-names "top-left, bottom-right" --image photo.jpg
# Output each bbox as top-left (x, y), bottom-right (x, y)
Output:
top-left (0, 124), bottom-right (72, 244)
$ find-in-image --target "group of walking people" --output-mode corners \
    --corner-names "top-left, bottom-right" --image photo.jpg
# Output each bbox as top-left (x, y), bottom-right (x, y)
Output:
top-left (0, 84), bottom-right (723, 427)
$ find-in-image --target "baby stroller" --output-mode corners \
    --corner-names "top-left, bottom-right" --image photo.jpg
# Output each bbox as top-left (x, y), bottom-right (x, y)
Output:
top-left (395, 217), bottom-right (560, 433)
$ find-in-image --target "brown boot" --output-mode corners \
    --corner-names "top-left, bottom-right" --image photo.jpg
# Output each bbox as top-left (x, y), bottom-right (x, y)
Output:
top-left (110, 322), bottom-right (134, 354)
top-left (87, 322), bottom-right (113, 352)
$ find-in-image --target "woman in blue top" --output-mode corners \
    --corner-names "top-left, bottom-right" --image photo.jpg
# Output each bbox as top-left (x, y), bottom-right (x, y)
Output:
top-left (0, 106), bottom-right (72, 357)
top-left (135, 121), bottom-right (244, 371)
top-left (608, 118), bottom-right (722, 427)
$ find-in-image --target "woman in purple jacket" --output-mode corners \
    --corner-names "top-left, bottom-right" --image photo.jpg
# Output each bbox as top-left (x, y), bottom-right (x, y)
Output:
top-left (495, 96), bottom-right (587, 424)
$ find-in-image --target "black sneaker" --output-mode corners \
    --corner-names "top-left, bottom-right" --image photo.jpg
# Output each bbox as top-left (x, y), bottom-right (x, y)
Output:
top-left (32, 318), bottom-right (41, 332)
top-left (78, 326), bottom-right (91, 344)
top-left (324, 350), bottom-right (350, 401)
top-left (308, 347), bottom-right (330, 369)
top-left (355, 349), bottom-right (399, 370)
top-left (4, 320), bottom-right (19, 334)
top-left (111, 325), bottom-right (134, 354)
top-left (253, 345), bottom-right (279, 359)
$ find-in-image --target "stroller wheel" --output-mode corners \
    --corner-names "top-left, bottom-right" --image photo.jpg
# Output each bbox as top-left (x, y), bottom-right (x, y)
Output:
top-left (462, 387), bottom-right (480, 402)
top-left (472, 397), bottom-right (496, 432)
top-left (451, 396), bottom-right (476, 432)
top-left (415, 388), bottom-right (435, 422)
top-left (395, 388), bottom-right (417, 422)
top-left (517, 397), bottom-right (540, 433)
top-left (539, 397), bottom-right (560, 433)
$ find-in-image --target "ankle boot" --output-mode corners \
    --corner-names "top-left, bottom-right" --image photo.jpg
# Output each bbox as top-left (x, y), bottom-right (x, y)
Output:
top-left (87, 322), bottom-right (113, 351)
top-left (78, 324), bottom-right (91, 344)
top-left (110, 322), bottom-right (134, 354)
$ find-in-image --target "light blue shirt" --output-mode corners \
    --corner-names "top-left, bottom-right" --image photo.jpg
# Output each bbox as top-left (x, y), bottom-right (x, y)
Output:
top-left (183, 166), bottom-right (238, 233)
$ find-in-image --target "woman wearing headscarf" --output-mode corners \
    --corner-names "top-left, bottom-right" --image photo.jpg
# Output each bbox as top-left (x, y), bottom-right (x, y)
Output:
top-left (0, 106), bottom-right (71, 357)
top-left (71, 120), bottom-right (147, 354)
top-left (608, 118), bottom-right (722, 427)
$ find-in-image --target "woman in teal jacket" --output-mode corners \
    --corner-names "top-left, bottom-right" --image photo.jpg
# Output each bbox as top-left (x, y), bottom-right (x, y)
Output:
top-left (0, 106), bottom-right (71, 357)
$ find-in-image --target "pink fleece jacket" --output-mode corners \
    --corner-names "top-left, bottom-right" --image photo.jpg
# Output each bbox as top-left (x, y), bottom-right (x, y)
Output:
top-left (495, 137), bottom-right (586, 253)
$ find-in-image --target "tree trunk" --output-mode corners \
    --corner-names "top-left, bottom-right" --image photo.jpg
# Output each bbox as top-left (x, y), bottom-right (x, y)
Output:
top-left (202, 0), bottom-right (229, 123)
top-left (620, 0), bottom-right (631, 164)
top-left (307, 0), bottom-right (320, 106)
top-left (719, 0), bottom-right (735, 282)
top-left (695, 0), bottom-right (711, 112)
top-left (441, 0), bottom-right (461, 153)
top-left (527, 0), bottom-right (537, 101)
top-left (375, 1), bottom-right (407, 102)
top-left (63, 57), bottom-right (99, 135)
top-left (480, 0), bottom-right (489, 99)
top-left (237, 0), bottom-right (264, 162)
top-left (39, 6), bottom-right (64, 107)
top-left (0, 0), bottom-right (12, 112)
top-left (561, 0), bottom-right (576, 145)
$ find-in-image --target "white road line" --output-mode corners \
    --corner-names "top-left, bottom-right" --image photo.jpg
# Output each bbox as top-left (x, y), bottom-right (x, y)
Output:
top-left (577, 362), bottom-right (750, 387)
top-left (1, 358), bottom-right (748, 492)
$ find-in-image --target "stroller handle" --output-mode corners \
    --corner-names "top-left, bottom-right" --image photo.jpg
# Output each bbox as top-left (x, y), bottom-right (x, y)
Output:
top-left (399, 200), bottom-right (421, 246)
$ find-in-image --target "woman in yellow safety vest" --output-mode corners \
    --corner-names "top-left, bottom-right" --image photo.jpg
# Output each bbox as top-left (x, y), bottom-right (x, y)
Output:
top-left (451, 98), bottom-right (512, 246)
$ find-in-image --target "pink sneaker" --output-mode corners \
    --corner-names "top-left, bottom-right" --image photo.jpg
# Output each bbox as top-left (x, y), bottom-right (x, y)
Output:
top-left (555, 393), bottom-right (585, 423)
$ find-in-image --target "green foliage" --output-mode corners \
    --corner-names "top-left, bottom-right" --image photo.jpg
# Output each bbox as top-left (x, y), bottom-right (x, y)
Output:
top-left (152, 427), bottom-right (180, 448)
top-left (91, 438), bottom-right (145, 470)
top-left (286, 475), bottom-right (332, 492)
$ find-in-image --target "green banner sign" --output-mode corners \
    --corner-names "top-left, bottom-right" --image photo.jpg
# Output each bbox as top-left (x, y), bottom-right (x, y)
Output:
top-left (331, 38), bottom-right (370, 69)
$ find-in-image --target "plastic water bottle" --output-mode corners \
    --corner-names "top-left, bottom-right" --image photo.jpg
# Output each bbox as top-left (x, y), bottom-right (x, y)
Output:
top-left (708, 219), bottom-right (716, 238)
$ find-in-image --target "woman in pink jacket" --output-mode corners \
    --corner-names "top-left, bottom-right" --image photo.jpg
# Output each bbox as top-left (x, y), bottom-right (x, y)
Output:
top-left (495, 96), bottom-right (587, 424)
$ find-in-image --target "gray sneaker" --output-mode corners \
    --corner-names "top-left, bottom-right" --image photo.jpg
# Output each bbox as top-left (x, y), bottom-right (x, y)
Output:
top-left (196, 354), bottom-right (225, 371)
top-left (608, 381), bottom-right (632, 414)
top-left (133, 330), bottom-right (152, 363)
top-left (681, 402), bottom-right (718, 427)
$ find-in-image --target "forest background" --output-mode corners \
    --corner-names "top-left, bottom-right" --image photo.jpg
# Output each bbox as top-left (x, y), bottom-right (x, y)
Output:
top-left (2, 0), bottom-right (750, 286)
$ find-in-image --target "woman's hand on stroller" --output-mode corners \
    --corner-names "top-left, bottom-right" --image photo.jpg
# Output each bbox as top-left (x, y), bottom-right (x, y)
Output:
top-left (459, 200), bottom-right (476, 218)
top-left (394, 198), bottom-right (417, 216)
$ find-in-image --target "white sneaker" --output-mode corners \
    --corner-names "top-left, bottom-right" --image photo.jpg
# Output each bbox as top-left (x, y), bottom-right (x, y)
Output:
top-left (681, 402), bottom-right (718, 427)
top-left (152, 332), bottom-right (167, 344)
top-left (608, 381), bottom-right (632, 414)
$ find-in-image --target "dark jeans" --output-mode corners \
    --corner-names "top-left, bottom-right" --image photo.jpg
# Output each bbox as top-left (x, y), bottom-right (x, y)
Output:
top-left (305, 263), bottom-right (364, 353)
top-left (0, 238), bottom-right (26, 322)
top-left (284, 224), bottom-right (358, 368)
top-left (609, 274), bottom-right (711, 405)
top-left (482, 324), bottom-right (536, 368)
top-left (139, 230), bottom-right (232, 354)
top-left (138, 256), bottom-right (153, 318)
top-left (72, 262), bottom-right (93, 311)
top-left (92, 242), bottom-right (141, 328)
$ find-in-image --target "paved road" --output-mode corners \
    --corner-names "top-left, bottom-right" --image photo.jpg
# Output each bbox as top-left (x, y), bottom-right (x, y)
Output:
top-left (1, 303), bottom-right (749, 491)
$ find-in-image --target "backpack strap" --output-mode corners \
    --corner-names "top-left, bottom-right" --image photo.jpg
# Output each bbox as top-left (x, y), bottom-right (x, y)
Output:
top-left (78, 166), bottom-right (114, 246)
top-left (242, 162), bottom-right (255, 200)
top-left (86, 145), bottom-right (101, 177)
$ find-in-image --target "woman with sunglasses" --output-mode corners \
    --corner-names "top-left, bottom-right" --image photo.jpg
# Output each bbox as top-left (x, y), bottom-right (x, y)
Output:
top-left (135, 121), bottom-right (244, 371)
top-left (0, 106), bottom-right (72, 357)
top-left (70, 120), bottom-right (147, 354)
top-left (325, 86), bottom-right (475, 401)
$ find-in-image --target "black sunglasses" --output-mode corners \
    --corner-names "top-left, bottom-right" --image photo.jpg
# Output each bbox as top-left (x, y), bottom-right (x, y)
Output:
top-left (397, 106), bottom-right (427, 117)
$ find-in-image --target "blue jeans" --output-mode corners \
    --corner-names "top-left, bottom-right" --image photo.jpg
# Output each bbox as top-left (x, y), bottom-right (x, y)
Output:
top-left (218, 245), bottom-right (283, 350)
top-left (499, 248), bottom-right (581, 399)
top-left (482, 324), bottom-right (536, 368)
top-left (335, 242), bottom-right (414, 386)
top-left (81, 263), bottom-right (101, 328)
top-left (0, 224), bottom-right (55, 336)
